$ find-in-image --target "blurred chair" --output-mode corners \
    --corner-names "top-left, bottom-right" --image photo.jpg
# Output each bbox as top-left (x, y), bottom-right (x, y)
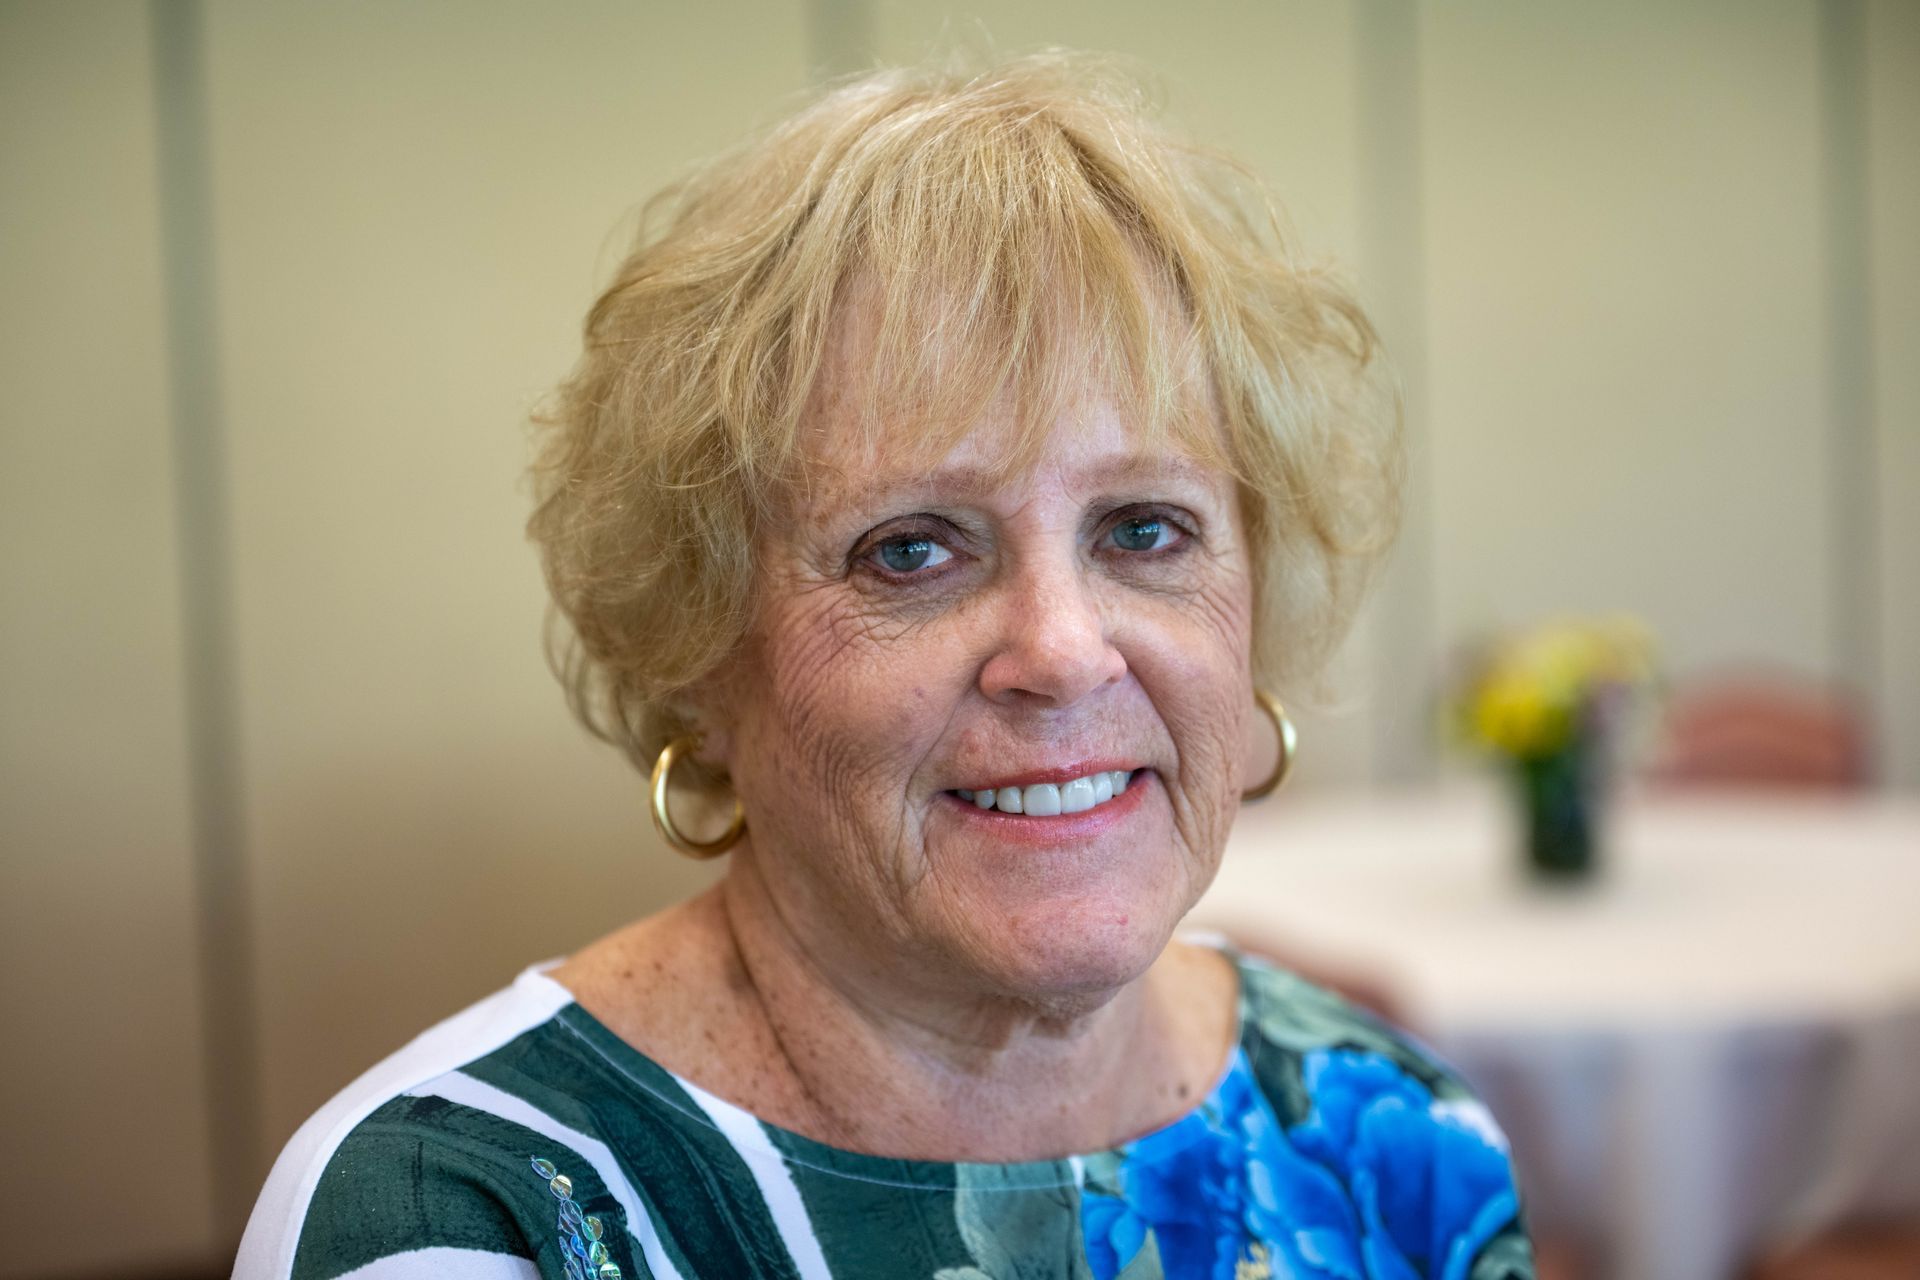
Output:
top-left (1744, 1218), bottom-right (1920, 1279)
top-left (1645, 668), bottom-right (1871, 792)
top-left (1530, 1238), bottom-right (1588, 1280)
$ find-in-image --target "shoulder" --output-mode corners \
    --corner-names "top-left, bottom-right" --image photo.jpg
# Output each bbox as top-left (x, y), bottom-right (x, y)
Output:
top-left (1231, 950), bottom-right (1470, 1109)
top-left (1230, 951), bottom-right (1537, 1279)
top-left (235, 966), bottom-right (635, 1280)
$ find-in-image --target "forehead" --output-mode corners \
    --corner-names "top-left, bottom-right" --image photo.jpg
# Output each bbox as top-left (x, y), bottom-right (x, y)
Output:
top-left (784, 278), bottom-right (1231, 521)
top-left (787, 386), bottom-right (1229, 525)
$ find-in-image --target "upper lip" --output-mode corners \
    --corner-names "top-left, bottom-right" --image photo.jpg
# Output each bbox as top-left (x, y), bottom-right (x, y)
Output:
top-left (954, 760), bottom-right (1143, 791)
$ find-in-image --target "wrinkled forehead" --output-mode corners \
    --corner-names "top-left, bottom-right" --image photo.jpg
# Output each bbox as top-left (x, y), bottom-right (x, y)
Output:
top-left (787, 412), bottom-right (1226, 531)
top-left (780, 271), bottom-right (1231, 521)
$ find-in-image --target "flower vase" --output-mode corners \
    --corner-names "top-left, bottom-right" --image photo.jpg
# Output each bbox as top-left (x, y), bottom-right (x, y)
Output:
top-left (1515, 744), bottom-right (1598, 881)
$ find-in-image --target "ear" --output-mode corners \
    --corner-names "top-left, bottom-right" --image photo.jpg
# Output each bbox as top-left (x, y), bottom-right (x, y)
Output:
top-left (670, 669), bottom-right (740, 775)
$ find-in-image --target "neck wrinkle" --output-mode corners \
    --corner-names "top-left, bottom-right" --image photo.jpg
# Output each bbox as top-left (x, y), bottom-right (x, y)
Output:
top-left (715, 855), bottom-right (1156, 1160)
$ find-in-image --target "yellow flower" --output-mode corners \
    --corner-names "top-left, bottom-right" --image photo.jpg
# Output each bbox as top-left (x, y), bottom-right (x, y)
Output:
top-left (1474, 672), bottom-right (1571, 756)
top-left (1454, 614), bottom-right (1655, 759)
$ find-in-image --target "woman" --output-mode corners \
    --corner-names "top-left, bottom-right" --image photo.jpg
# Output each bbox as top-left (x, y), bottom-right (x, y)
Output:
top-left (238, 54), bottom-right (1532, 1280)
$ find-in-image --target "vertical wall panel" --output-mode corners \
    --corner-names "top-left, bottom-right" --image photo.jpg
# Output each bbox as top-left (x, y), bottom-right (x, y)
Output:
top-left (1353, 0), bottom-right (1436, 784)
top-left (0, 3), bottom-right (218, 1273)
top-left (1420, 5), bottom-right (1836, 696)
top-left (1866, 0), bottom-right (1920, 788)
top-left (196, 0), bottom-right (812, 1183)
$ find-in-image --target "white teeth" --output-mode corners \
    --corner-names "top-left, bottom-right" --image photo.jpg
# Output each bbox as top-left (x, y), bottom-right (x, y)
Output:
top-left (1060, 777), bottom-right (1095, 814)
top-left (958, 770), bottom-right (1137, 815)
top-left (1024, 783), bottom-right (1062, 816)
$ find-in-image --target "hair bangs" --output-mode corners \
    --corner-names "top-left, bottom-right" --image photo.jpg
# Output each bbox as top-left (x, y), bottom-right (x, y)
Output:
top-left (748, 69), bottom-right (1227, 495)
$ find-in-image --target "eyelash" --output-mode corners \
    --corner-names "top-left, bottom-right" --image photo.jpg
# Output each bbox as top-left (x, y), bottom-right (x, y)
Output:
top-left (853, 507), bottom-right (1194, 585)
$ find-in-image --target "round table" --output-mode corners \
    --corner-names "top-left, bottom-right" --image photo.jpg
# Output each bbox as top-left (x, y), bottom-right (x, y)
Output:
top-left (1187, 780), bottom-right (1920, 1280)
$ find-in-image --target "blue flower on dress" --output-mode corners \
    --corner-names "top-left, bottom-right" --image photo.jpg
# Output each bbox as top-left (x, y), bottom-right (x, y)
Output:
top-left (1082, 1060), bottom-right (1263, 1280)
top-left (1273, 1049), bottom-right (1521, 1280)
top-left (1078, 1049), bottom-right (1520, 1280)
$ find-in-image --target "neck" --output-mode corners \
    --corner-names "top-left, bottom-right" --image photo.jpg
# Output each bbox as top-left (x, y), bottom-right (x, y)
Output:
top-left (713, 853), bottom-right (1229, 1161)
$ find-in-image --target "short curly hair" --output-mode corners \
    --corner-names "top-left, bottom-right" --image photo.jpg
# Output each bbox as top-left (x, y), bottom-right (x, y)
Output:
top-left (529, 51), bottom-right (1402, 774)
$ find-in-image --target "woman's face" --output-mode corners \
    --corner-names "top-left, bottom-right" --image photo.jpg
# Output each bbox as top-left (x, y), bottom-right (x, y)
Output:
top-left (708, 327), bottom-right (1256, 1008)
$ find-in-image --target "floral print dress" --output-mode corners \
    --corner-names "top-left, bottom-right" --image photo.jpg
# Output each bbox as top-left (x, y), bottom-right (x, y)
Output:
top-left (243, 953), bottom-right (1534, 1280)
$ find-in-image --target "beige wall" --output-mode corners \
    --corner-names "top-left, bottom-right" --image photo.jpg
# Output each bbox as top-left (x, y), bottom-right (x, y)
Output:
top-left (1, 2), bottom-right (1914, 1273)
top-left (1422, 4), bottom-right (1836, 687)
top-left (0, 3), bottom-right (217, 1273)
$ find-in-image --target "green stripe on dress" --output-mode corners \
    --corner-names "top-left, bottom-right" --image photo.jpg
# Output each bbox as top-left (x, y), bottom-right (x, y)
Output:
top-left (462, 1011), bottom-right (803, 1280)
top-left (760, 1125), bottom-right (977, 1279)
top-left (939, 1164), bottom-right (1094, 1280)
top-left (290, 1094), bottom-right (637, 1280)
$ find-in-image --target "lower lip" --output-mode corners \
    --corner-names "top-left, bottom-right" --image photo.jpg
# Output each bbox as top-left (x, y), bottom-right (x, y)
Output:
top-left (939, 771), bottom-right (1154, 845)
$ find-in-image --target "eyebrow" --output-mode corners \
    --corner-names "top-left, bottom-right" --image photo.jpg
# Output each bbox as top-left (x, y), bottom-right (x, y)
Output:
top-left (840, 453), bottom-right (1216, 506)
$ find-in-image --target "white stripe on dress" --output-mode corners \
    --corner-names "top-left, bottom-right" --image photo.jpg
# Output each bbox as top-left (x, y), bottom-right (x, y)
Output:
top-left (235, 965), bottom-right (574, 1279)
top-left (416, 1070), bottom-right (687, 1280)
top-left (681, 1084), bottom-right (835, 1280)
top-left (336, 1247), bottom-right (542, 1279)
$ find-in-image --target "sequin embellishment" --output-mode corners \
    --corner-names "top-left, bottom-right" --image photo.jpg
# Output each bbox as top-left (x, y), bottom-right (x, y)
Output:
top-left (528, 1154), bottom-right (621, 1280)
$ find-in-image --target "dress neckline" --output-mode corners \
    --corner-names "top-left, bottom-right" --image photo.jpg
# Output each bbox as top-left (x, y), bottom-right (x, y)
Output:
top-left (515, 945), bottom-right (1253, 1190)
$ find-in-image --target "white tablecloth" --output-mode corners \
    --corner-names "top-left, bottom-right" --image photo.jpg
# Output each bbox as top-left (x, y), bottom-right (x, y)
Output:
top-left (1187, 781), bottom-right (1920, 1280)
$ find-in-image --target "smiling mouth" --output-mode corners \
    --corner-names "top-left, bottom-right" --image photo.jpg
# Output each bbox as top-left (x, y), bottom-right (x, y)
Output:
top-left (949, 769), bottom-right (1138, 817)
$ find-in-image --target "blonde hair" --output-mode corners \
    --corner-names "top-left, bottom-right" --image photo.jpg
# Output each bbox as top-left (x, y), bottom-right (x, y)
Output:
top-left (529, 51), bottom-right (1402, 772)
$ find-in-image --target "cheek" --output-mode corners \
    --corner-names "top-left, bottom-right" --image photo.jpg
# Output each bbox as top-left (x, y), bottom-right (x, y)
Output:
top-left (733, 585), bottom-right (955, 828)
top-left (1117, 572), bottom-right (1253, 813)
top-left (1131, 557), bottom-right (1251, 691)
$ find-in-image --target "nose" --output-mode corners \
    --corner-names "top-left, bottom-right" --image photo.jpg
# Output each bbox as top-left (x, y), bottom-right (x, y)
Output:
top-left (977, 555), bottom-right (1127, 708)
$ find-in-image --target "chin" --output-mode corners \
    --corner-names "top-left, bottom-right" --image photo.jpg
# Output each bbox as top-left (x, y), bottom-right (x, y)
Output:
top-left (958, 883), bottom-right (1184, 1015)
top-left (917, 799), bottom-right (1210, 1014)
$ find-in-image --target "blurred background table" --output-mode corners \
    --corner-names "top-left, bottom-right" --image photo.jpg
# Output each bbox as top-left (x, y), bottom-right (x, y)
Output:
top-left (1188, 781), bottom-right (1920, 1280)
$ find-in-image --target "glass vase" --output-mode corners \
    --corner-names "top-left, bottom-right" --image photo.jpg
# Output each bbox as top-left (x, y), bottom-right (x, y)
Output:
top-left (1515, 744), bottom-right (1598, 881)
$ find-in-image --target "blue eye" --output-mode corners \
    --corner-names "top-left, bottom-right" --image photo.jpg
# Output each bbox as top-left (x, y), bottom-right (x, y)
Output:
top-left (1111, 517), bottom-right (1171, 552)
top-left (875, 537), bottom-right (952, 574)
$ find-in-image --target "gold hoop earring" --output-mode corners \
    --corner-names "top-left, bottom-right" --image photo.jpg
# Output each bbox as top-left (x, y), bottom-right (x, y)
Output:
top-left (649, 736), bottom-right (745, 859)
top-left (1243, 690), bottom-right (1297, 801)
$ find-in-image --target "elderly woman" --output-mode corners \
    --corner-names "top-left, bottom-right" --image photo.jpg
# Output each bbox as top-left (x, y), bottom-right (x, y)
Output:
top-left (239, 54), bottom-right (1532, 1280)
